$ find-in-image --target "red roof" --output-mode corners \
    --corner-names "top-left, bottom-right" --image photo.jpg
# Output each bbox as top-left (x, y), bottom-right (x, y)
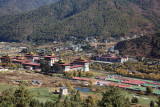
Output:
top-left (44, 55), bottom-right (59, 58)
top-left (70, 65), bottom-right (84, 69)
top-left (2, 63), bottom-right (7, 65)
top-left (11, 57), bottom-right (17, 59)
top-left (12, 60), bottom-right (24, 63)
top-left (17, 57), bottom-right (27, 60)
top-left (23, 63), bottom-right (40, 66)
top-left (0, 57), bottom-right (5, 59)
top-left (110, 83), bottom-right (119, 86)
top-left (12, 59), bottom-right (33, 63)
top-left (97, 76), bottom-right (108, 80)
top-left (25, 55), bottom-right (39, 57)
top-left (60, 63), bottom-right (71, 66)
top-left (35, 69), bottom-right (41, 71)
top-left (122, 80), bottom-right (145, 85)
top-left (149, 82), bottom-right (160, 85)
top-left (118, 84), bottom-right (132, 88)
top-left (115, 77), bottom-right (146, 85)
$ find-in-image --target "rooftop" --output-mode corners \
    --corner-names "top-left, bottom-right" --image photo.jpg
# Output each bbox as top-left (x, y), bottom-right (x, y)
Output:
top-left (25, 55), bottom-right (39, 57)
top-left (70, 65), bottom-right (84, 69)
top-left (22, 63), bottom-right (40, 66)
top-left (44, 55), bottom-right (59, 58)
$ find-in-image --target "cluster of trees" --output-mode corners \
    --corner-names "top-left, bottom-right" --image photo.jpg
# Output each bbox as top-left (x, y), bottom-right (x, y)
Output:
top-left (115, 33), bottom-right (160, 58)
top-left (40, 60), bottom-right (51, 74)
top-left (0, 86), bottom-right (33, 107)
top-left (90, 63), bottom-right (115, 72)
top-left (146, 86), bottom-right (153, 95)
top-left (63, 70), bottom-right (93, 78)
top-left (115, 61), bottom-right (160, 80)
top-left (1, 86), bottom-right (160, 107)
top-left (151, 33), bottom-right (160, 58)
top-left (115, 68), bottom-right (160, 80)
top-left (99, 86), bottom-right (130, 107)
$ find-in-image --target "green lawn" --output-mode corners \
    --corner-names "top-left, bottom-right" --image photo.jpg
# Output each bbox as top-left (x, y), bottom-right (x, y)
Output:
top-left (0, 85), bottom-right (17, 92)
top-left (0, 85), bottom-right (58, 103)
top-left (122, 90), bottom-right (158, 106)
top-left (29, 87), bottom-right (59, 103)
top-left (0, 84), bottom-right (159, 106)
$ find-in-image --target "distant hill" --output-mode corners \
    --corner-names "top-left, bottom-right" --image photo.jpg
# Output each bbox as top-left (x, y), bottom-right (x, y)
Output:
top-left (0, 0), bottom-right (160, 43)
top-left (0, 0), bottom-right (58, 16)
top-left (115, 33), bottom-right (160, 58)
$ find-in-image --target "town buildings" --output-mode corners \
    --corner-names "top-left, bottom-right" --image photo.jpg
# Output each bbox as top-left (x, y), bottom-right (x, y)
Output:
top-left (0, 53), bottom-right (90, 73)
top-left (96, 54), bottom-right (128, 63)
top-left (53, 59), bottom-right (90, 73)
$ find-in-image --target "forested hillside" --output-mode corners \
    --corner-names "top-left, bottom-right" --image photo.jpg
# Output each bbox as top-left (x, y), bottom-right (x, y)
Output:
top-left (0, 0), bottom-right (58, 16)
top-left (0, 0), bottom-right (160, 43)
top-left (115, 33), bottom-right (160, 58)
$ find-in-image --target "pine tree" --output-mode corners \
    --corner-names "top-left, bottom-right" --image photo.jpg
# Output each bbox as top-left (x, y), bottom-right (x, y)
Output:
top-left (150, 100), bottom-right (154, 107)
top-left (85, 96), bottom-right (96, 107)
top-left (146, 86), bottom-right (153, 95)
top-left (156, 96), bottom-right (160, 107)
top-left (89, 79), bottom-right (94, 87)
top-left (14, 86), bottom-right (33, 107)
top-left (99, 86), bottom-right (130, 107)
top-left (66, 81), bottom-right (72, 92)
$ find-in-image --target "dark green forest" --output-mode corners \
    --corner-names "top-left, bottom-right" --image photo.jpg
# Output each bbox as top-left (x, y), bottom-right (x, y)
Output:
top-left (0, 0), bottom-right (160, 44)
top-left (115, 32), bottom-right (160, 58)
top-left (0, 0), bottom-right (59, 16)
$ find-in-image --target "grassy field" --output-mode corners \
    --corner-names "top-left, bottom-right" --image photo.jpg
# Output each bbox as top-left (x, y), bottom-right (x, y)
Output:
top-left (0, 84), bottom-right (159, 106)
top-left (0, 85), bottom-right (59, 103)
top-left (79, 88), bottom-right (159, 107)
top-left (123, 90), bottom-right (158, 106)
top-left (29, 87), bottom-right (59, 103)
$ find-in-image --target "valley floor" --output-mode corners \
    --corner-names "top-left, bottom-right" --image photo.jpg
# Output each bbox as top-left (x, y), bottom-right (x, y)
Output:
top-left (0, 70), bottom-right (159, 107)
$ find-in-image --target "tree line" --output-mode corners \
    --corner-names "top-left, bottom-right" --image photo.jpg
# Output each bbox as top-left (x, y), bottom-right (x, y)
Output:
top-left (3, 86), bottom-right (159, 107)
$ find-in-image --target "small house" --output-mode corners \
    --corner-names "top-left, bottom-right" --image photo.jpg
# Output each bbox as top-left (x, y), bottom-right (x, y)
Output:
top-left (59, 87), bottom-right (68, 95)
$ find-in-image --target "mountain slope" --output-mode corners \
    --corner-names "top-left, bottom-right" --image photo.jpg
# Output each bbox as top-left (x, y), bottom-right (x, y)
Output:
top-left (0, 0), bottom-right (58, 16)
top-left (0, 0), bottom-right (160, 43)
top-left (115, 32), bottom-right (160, 58)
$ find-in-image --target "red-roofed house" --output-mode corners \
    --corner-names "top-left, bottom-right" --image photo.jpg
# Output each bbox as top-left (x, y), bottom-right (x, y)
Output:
top-left (22, 63), bottom-right (40, 69)
top-left (44, 55), bottom-right (59, 66)
top-left (96, 54), bottom-right (128, 63)
top-left (25, 54), bottom-right (39, 62)
top-left (0, 66), bottom-right (9, 71)
top-left (52, 59), bottom-right (89, 73)
top-left (26, 66), bottom-right (33, 70)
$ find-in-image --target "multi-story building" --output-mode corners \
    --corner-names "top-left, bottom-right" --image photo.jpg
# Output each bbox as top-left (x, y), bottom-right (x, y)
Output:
top-left (51, 59), bottom-right (90, 73)
top-left (44, 54), bottom-right (59, 66)
top-left (96, 54), bottom-right (128, 63)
